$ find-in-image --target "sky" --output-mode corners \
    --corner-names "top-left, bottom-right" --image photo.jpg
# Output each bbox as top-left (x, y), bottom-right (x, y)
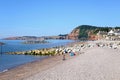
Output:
top-left (0, 0), bottom-right (120, 38)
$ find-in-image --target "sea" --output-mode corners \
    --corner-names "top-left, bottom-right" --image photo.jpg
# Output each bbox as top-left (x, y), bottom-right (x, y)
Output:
top-left (0, 39), bottom-right (73, 72)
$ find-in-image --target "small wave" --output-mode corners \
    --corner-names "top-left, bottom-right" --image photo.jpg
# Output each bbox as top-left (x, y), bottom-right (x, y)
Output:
top-left (0, 69), bottom-right (8, 73)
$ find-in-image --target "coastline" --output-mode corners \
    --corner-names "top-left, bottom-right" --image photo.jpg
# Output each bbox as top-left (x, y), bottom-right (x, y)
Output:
top-left (0, 40), bottom-right (74, 73)
top-left (0, 41), bottom-right (86, 80)
top-left (0, 55), bottom-right (49, 73)
top-left (0, 53), bottom-right (77, 80)
top-left (1, 40), bottom-right (120, 80)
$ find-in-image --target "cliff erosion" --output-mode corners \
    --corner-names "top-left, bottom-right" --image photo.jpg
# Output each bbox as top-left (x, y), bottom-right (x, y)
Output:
top-left (68, 28), bottom-right (80, 40)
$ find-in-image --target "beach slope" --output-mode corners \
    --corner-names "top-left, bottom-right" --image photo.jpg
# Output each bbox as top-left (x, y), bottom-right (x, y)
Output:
top-left (24, 47), bottom-right (120, 80)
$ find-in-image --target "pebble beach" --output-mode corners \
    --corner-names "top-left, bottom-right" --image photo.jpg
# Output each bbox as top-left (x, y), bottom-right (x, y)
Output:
top-left (1, 41), bottom-right (120, 80)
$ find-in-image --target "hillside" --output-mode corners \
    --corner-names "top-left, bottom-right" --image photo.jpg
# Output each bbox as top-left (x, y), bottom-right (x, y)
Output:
top-left (3, 35), bottom-right (68, 40)
top-left (68, 25), bottom-right (120, 40)
top-left (3, 25), bottom-right (120, 40)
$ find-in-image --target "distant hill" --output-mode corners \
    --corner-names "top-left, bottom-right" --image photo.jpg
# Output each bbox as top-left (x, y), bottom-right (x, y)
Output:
top-left (3, 36), bottom-right (39, 40)
top-left (68, 25), bottom-right (120, 40)
top-left (3, 35), bottom-right (68, 40)
top-left (3, 25), bottom-right (120, 40)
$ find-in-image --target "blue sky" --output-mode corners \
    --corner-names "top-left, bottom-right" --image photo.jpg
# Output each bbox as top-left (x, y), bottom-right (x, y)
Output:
top-left (0, 0), bottom-right (120, 38)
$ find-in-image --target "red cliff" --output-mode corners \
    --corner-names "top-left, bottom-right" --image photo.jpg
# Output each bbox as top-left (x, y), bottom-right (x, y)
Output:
top-left (68, 28), bottom-right (80, 40)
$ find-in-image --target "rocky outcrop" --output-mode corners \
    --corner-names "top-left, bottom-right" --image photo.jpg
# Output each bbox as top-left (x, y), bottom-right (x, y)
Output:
top-left (68, 28), bottom-right (80, 40)
top-left (88, 35), bottom-right (99, 40)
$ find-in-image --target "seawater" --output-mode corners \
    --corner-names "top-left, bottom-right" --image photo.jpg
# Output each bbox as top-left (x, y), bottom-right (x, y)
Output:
top-left (0, 40), bottom-right (73, 72)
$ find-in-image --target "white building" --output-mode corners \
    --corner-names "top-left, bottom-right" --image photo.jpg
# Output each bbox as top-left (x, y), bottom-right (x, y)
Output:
top-left (108, 30), bottom-right (114, 36)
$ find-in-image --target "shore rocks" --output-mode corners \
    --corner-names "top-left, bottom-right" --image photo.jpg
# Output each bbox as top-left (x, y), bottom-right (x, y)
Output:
top-left (8, 48), bottom-right (60, 56)
top-left (22, 40), bottom-right (48, 44)
top-left (7, 42), bottom-right (88, 56)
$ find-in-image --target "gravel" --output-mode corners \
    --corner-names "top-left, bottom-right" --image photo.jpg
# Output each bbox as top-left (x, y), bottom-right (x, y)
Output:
top-left (24, 47), bottom-right (120, 80)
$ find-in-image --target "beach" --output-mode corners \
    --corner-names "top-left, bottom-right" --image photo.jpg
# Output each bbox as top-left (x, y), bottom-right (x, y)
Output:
top-left (1, 41), bottom-right (120, 80)
top-left (0, 52), bottom-right (76, 80)
top-left (24, 45), bottom-right (120, 80)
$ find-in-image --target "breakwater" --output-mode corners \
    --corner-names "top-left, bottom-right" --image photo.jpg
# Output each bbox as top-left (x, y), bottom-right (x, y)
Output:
top-left (0, 40), bottom-right (74, 72)
top-left (8, 47), bottom-right (60, 56)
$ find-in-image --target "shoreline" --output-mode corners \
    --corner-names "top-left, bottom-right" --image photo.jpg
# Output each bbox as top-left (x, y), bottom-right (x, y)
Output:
top-left (0, 55), bottom-right (49, 73)
top-left (0, 41), bottom-right (87, 80)
top-left (0, 40), bottom-right (75, 73)
top-left (1, 40), bottom-right (120, 79)
top-left (0, 53), bottom-right (78, 80)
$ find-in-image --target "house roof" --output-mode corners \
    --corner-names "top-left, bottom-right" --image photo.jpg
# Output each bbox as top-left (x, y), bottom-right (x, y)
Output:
top-left (108, 30), bottom-right (114, 34)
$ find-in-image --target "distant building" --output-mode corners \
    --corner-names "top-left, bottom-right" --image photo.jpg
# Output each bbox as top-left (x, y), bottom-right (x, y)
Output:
top-left (114, 30), bottom-right (120, 36)
top-left (108, 30), bottom-right (114, 36)
top-left (97, 31), bottom-right (108, 40)
top-left (96, 29), bottom-right (120, 41)
top-left (108, 29), bottom-right (120, 36)
top-left (58, 34), bottom-right (68, 39)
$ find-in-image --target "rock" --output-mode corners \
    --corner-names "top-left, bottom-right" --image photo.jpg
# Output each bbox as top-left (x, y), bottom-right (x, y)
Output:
top-left (68, 28), bottom-right (79, 40)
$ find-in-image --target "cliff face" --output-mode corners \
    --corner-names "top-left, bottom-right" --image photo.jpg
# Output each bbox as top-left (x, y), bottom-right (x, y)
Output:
top-left (88, 31), bottom-right (99, 40)
top-left (68, 25), bottom-right (110, 40)
top-left (68, 28), bottom-right (80, 40)
top-left (88, 34), bottom-right (99, 40)
top-left (68, 25), bottom-right (105, 40)
top-left (68, 28), bottom-right (99, 40)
